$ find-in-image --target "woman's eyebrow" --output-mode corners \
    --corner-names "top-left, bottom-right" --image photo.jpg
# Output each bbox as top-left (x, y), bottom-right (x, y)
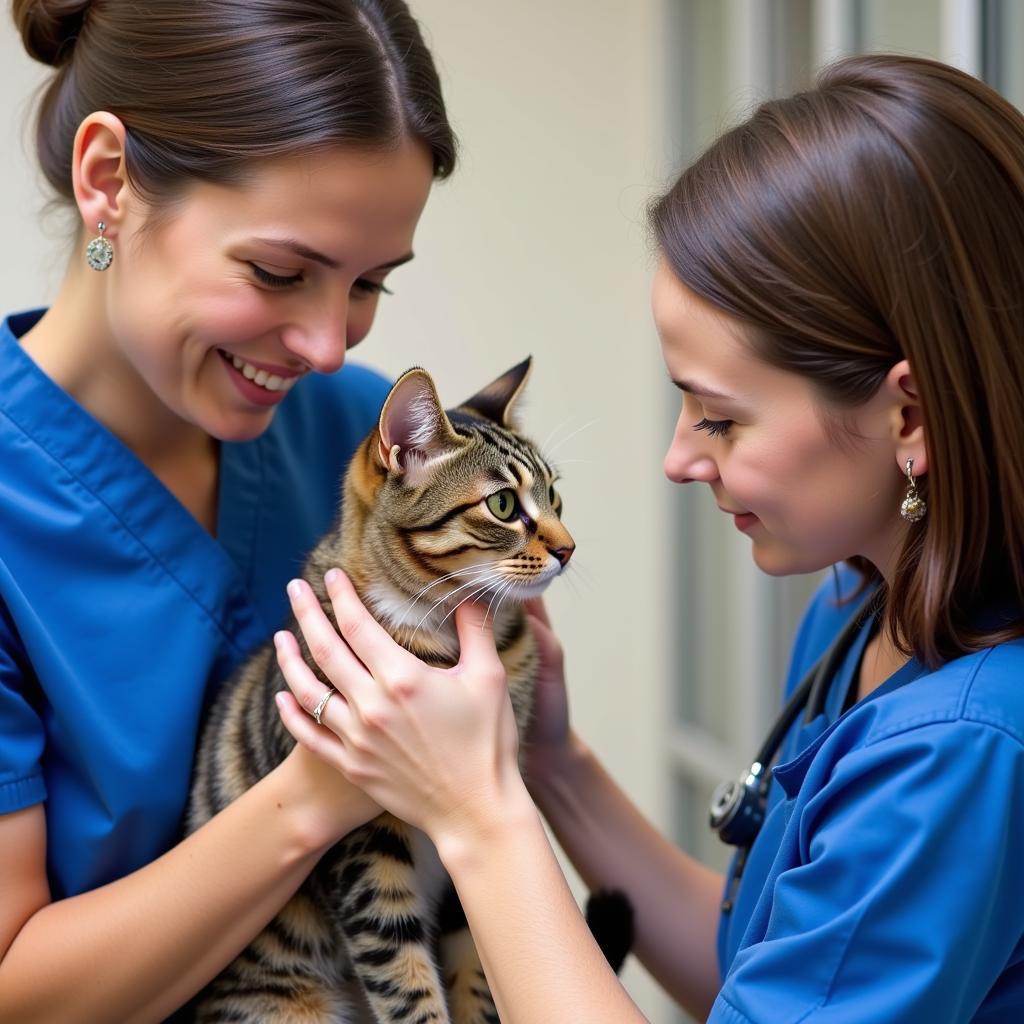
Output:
top-left (251, 237), bottom-right (415, 272)
top-left (376, 252), bottom-right (416, 270)
top-left (670, 377), bottom-right (736, 401)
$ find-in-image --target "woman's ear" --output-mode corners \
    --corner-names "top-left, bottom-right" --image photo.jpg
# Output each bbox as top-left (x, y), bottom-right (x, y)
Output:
top-left (71, 112), bottom-right (131, 240)
top-left (883, 358), bottom-right (928, 476)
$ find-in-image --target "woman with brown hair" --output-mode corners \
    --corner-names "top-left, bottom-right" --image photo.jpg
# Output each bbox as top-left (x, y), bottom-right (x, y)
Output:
top-left (278, 54), bottom-right (1024, 1021)
top-left (0, 1), bottom-right (454, 1019)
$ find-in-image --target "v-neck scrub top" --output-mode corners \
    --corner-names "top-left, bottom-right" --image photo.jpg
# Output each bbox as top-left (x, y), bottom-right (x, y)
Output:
top-left (710, 567), bottom-right (1024, 1022)
top-left (0, 309), bottom-right (391, 900)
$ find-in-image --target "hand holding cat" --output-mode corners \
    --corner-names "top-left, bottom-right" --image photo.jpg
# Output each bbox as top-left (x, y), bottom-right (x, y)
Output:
top-left (521, 598), bottom-right (576, 782)
top-left (274, 570), bottom-right (528, 847)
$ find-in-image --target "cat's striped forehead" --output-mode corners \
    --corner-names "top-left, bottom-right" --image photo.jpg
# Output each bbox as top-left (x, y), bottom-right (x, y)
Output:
top-left (447, 409), bottom-right (556, 490)
top-left (378, 404), bottom-right (562, 527)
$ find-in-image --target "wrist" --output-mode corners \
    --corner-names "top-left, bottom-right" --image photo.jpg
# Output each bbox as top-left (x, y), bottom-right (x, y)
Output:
top-left (527, 731), bottom-right (601, 823)
top-left (433, 771), bottom-right (539, 876)
top-left (526, 729), bottom-right (592, 793)
top-left (266, 747), bottom-right (374, 858)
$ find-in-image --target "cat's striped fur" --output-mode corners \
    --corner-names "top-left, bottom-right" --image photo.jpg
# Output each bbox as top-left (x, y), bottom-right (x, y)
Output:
top-left (187, 359), bottom-right (576, 1024)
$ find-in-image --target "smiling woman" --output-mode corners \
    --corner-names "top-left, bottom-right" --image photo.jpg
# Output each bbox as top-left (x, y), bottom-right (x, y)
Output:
top-left (19, 140), bottom-right (435, 448)
top-left (0, 2), bottom-right (461, 1022)
top-left (655, 263), bottom-right (903, 580)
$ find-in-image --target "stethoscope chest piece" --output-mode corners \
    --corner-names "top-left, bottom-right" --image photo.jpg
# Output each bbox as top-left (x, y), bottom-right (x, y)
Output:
top-left (709, 762), bottom-right (768, 846)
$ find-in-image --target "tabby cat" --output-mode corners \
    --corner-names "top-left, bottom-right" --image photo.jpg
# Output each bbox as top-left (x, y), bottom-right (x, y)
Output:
top-left (187, 359), bottom-right (621, 1024)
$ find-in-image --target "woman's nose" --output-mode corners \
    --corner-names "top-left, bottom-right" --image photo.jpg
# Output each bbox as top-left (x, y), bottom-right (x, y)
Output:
top-left (664, 415), bottom-right (719, 484)
top-left (284, 298), bottom-right (349, 375)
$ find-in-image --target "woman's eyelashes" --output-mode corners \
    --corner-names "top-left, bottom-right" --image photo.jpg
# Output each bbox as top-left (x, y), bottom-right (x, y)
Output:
top-left (248, 263), bottom-right (394, 296)
top-left (250, 264), bottom-right (302, 288)
top-left (353, 278), bottom-right (394, 297)
top-left (693, 415), bottom-right (733, 438)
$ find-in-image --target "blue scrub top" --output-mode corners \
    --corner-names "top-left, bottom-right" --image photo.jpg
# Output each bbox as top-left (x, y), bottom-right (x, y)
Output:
top-left (711, 567), bottom-right (1024, 1022)
top-left (0, 309), bottom-right (391, 900)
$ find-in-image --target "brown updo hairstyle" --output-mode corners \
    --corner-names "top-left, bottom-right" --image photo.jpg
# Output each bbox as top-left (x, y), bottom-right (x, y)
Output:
top-left (650, 54), bottom-right (1024, 668)
top-left (12, 0), bottom-right (457, 211)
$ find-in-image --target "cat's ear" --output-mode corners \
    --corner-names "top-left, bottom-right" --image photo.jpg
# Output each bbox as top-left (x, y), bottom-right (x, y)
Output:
top-left (460, 356), bottom-right (532, 429)
top-left (378, 368), bottom-right (463, 483)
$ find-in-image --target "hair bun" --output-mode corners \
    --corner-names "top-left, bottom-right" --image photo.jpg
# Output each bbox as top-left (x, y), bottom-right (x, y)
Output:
top-left (13, 0), bottom-right (92, 67)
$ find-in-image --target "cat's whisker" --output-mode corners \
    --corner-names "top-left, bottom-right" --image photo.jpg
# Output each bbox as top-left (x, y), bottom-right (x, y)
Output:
top-left (408, 571), bottom-right (502, 644)
top-left (409, 581), bottom-right (490, 643)
top-left (484, 576), bottom-right (514, 625)
top-left (539, 414), bottom-right (578, 454)
top-left (398, 562), bottom-right (498, 620)
top-left (480, 582), bottom-right (506, 631)
top-left (544, 416), bottom-right (601, 459)
top-left (397, 564), bottom-right (501, 627)
top-left (435, 577), bottom-right (503, 633)
top-left (492, 578), bottom-right (519, 624)
top-left (562, 570), bottom-right (586, 600)
top-left (499, 578), bottom-right (523, 619)
top-left (570, 565), bottom-right (597, 598)
top-left (422, 570), bottom-right (501, 614)
top-left (566, 560), bottom-right (594, 586)
top-left (402, 560), bottom-right (498, 606)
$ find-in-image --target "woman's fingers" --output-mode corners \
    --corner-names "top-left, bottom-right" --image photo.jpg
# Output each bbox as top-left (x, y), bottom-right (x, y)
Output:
top-left (275, 688), bottom-right (345, 760)
top-left (527, 608), bottom-right (564, 674)
top-left (285, 577), bottom-right (374, 702)
top-left (274, 628), bottom-right (351, 730)
top-left (454, 598), bottom-right (503, 676)
top-left (523, 595), bottom-right (552, 629)
top-left (273, 630), bottom-right (355, 761)
top-left (322, 569), bottom-right (414, 687)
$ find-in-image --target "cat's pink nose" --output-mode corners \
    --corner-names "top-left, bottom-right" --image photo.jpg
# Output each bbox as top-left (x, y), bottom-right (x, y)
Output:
top-left (550, 545), bottom-right (575, 567)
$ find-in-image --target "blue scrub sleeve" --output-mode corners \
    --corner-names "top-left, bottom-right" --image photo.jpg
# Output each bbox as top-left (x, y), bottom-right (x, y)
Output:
top-left (710, 720), bottom-right (1024, 1023)
top-left (0, 601), bottom-right (46, 813)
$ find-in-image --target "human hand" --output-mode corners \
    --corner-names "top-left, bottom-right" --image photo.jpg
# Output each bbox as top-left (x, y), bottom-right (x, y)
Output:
top-left (274, 730), bottom-right (383, 851)
top-left (521, 598), bottom-right (577, 787)
top-left (273, 571), bottom-right (525, 846)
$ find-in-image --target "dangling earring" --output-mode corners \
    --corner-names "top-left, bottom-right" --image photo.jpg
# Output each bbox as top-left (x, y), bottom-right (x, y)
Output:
top-left (900, 457), bottom-right (927, 522)
top-left (85, 222), bottom-right (114, 271)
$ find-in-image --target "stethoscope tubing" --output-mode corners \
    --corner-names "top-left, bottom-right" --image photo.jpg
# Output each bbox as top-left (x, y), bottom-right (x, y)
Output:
top-left (711, 586), bottom-right (882, 914)
top-left (751, 587), bottom-right (881, 770)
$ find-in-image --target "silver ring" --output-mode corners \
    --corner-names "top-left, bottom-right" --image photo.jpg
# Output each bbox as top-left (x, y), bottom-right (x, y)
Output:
top-left (312, 688), bottom-right (335, 726)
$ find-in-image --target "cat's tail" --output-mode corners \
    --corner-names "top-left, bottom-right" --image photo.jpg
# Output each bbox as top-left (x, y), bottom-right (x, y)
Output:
top-left (585, 888), bottom-right (634, 974)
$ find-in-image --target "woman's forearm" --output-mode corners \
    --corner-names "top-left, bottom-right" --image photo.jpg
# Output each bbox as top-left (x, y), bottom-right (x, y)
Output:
top-left (438, 776), bottom-right (649, 1024)
top-left (528, 734), bottom-right (723, 1019)
top-left (0, 757), bottom-right (366, 1024)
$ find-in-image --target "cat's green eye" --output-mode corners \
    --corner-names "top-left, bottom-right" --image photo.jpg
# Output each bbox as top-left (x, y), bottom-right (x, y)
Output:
top-left (486, 489), bottom-right (518, 521)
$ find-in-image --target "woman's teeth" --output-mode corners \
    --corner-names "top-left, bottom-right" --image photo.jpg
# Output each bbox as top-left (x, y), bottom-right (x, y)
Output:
top-left (221, 350), bottom-right (297, 392)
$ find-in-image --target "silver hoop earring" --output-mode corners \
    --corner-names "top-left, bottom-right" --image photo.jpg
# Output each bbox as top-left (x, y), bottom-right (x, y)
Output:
top-left (900, 457), bottom-right (927, 522)
top-left (85, 221), bottom-right (114, 271)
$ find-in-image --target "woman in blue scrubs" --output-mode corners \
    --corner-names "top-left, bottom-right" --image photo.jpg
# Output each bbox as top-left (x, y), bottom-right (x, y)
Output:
top-left (0, 1), bottom-right (455, 1018)
top-left (274, 55), bottom-right (1024, 1021)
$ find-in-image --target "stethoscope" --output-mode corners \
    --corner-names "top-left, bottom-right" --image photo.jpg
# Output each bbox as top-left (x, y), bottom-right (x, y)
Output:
top-left (708, 587), bottom-right (881, 913)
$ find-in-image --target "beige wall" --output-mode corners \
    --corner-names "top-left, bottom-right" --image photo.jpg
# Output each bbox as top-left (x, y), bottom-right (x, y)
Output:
top-left (350, 8), bottom-right (679, 1014)
top-left (1, 4), bottom-right (680, 1019)
top-left (1, 21), bottom-right (59, 308)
